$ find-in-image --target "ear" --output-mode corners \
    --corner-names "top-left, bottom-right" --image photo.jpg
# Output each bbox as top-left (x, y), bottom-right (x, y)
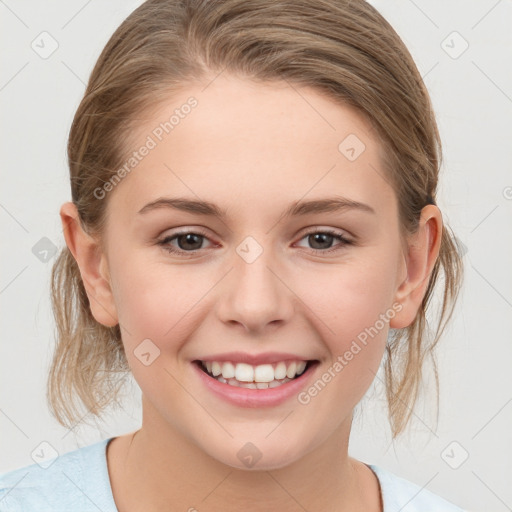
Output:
top-left (389, 205), bottom-right (443, 329)
top-left (60, 202), bottom-right (118, 327)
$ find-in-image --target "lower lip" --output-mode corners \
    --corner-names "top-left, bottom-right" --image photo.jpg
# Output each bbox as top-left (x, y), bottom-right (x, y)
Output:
top-left (192, 361), bottom-right (319, 408)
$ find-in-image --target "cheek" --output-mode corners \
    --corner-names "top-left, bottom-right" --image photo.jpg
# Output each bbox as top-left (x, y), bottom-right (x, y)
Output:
top-left (294, 255), bottom-right (397, 395)
top-left (304, 255), bottom-right (397, 341)
top-left (108, 251), bottom-right (206, 350)
top-left (109, 260), bottom-right (205, 399)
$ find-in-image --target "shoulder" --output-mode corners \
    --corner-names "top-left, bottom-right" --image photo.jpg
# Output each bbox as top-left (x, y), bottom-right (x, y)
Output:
top-left (368, 464), bottom-right (466, 512)
top-left (0, 438), bottom-right (117, 512)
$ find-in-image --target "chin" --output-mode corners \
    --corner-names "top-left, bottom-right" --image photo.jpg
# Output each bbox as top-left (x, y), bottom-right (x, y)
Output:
top-left (205, 438), bottom-right (308, 472)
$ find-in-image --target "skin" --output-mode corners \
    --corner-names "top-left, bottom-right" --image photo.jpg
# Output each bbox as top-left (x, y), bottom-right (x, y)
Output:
top-left (61, 74), bottom-right (442, 512)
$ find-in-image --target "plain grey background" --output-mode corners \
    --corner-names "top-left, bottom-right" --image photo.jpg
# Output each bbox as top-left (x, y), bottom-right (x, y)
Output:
top-left (1, 1), bottom-right (511, 511)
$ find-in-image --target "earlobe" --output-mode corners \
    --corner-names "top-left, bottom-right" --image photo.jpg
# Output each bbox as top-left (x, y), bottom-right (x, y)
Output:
top-left (60, 202), bottom-right (119, 327)
top-left (389, 205), bottom-right (443, 329)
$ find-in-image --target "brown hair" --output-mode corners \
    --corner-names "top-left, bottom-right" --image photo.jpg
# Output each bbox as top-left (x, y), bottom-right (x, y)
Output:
top-left (48, 0), bottom-right (463, 437)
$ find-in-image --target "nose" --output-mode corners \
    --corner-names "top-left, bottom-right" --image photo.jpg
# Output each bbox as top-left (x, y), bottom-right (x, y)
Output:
top-left (216, 244), bottom-right (295, 334)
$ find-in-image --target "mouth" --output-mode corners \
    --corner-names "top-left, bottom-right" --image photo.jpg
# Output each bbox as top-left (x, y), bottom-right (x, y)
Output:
top-left (193, 359), bottom-right (318, 389)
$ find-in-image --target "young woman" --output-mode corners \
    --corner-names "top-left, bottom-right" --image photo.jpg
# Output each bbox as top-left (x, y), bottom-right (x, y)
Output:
top-left (0, 1), bottom-right (465, 510)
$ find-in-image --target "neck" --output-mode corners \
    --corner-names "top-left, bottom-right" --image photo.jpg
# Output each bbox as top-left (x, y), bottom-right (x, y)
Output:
top-left (108, 400), bottom-right (380, 512)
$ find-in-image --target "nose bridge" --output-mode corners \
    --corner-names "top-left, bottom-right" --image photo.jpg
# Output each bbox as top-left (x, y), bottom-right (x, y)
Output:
top-left (216, 235), bottom-right (294, 332)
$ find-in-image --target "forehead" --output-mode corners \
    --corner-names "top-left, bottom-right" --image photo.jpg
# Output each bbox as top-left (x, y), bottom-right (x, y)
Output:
top-left (108, 74), bottom-right (396, 222)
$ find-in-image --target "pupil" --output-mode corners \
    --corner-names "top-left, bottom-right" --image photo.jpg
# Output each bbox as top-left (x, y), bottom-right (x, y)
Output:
top-left (310, 233), bottom-right (332, 249)
top-left (179, 233), bottom-right (202, 250)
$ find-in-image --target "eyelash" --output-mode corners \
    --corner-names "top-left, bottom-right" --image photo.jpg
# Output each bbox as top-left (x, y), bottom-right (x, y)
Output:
top-left (157, 228), bottom-right (352, 257)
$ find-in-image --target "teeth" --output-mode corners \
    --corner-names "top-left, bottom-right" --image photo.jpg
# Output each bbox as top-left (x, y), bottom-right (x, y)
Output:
top-left (235, 363), bottom-right (254, 382)
top-left (211, 361), bottom-right (222, 376)
top-left (254, 364), bottom-right (274, 383)
top-left (286, 362), bottom-right (297, 379)
top-left (274, 362), bottom-right (287, 380)
top-left (231, 378), bottom-right (292, 389)
top-left (221, 362), bottom-right (235, 379)
top-left (200, 359), bottom-right (309, 385)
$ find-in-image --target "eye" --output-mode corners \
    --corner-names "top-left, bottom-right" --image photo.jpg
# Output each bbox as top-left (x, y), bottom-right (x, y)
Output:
top-left (295, 229), bottom-right (352, 254)
top-left (157, 228), bottom-right (353, 257)
top-left (157, 229), bottom-right (214, 256)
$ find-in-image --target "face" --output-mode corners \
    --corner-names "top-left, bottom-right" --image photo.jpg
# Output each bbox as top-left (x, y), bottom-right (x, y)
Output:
top-left (95, 74), bottom-right (409, 470)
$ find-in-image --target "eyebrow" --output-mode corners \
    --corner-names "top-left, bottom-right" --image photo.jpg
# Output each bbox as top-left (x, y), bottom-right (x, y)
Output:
top-left (137, 196), bottom-right (376, 218)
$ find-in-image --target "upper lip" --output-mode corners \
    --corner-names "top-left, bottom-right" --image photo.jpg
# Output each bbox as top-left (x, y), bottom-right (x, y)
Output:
top-left (195, 351), bottom-right (316, 365)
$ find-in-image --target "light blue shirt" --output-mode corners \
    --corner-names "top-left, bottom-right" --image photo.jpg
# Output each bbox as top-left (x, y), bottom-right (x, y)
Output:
top-left (0, 437), bottom-right (466, 511)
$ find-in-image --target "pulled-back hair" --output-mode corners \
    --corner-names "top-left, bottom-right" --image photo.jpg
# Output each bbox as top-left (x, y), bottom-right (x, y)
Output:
top-left (48, 0), bottom-right (463, 438)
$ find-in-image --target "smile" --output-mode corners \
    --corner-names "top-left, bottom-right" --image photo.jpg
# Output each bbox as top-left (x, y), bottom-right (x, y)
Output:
top-left (197, 360), bottom-right (310, 389)
top-left (192, 356), bottom-right (320, 407)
